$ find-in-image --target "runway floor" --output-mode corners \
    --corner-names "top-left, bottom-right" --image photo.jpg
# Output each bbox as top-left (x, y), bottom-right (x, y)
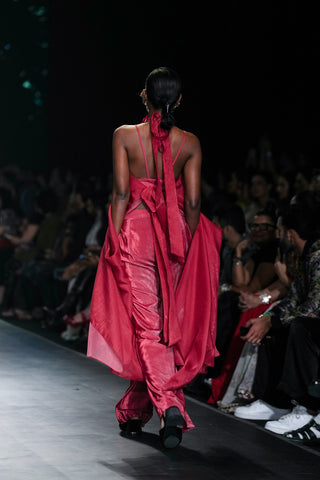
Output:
top-left (1, 319), bottom-right (320, 480)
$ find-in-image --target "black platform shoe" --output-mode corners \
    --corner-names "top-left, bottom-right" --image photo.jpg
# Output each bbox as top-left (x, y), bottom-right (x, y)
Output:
top-left (119, 418), bottom-right (142, 437)
top-left (159, 406), bottom-right (183, 449)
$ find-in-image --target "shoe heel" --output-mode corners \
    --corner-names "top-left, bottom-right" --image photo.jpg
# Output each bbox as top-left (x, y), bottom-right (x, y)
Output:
top-left (165, 406), bottom-right (184, 428)
top-left (159, 407), bottom-right (184, 449)
top-left (160, 426), bottom-right (182, 448)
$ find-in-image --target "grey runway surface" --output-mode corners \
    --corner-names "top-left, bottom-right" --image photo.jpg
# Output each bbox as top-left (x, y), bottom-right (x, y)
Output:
top-left (1, 319), bottom-right (320, 480)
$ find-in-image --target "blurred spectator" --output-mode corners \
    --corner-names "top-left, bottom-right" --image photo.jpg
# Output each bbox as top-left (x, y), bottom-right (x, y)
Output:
top-left (274, 170), bottom-right (295, 212)
top-left (217, 224), bottom-right (297, 412)
top-left (208, 206), bottom-right (279, 405)
top-left (1, 188), bottom-right (63, 319)
top-left (41, 191), bottom-right (109, 341)
top-left (212, 204), bottom-right (253, 371)
top-left (243, 170), bottom-right (276, 225)
top-left (293, 166), bottom-right (314, 194)
top-left (225, 169), bottom-right (251, 212)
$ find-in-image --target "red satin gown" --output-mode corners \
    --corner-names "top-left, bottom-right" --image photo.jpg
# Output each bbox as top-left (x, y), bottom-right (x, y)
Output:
top-left (87, 114), bottom-right (222, 431)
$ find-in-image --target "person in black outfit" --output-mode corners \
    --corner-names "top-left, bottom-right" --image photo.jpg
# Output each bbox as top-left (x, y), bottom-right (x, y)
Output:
top-left (213, 204), bottom-right (253, 373)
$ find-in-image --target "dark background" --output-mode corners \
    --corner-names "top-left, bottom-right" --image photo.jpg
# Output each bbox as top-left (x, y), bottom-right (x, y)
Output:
top-left (1, 1), bottom-right (319, 182)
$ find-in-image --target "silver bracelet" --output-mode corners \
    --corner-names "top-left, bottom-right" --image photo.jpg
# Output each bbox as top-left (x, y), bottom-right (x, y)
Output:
top-left (259, 292), bottom-right (272, 304)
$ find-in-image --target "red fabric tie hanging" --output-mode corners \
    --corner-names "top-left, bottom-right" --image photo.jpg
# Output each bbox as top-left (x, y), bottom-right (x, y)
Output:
top-left (146, 113), bottom-right (185, 262)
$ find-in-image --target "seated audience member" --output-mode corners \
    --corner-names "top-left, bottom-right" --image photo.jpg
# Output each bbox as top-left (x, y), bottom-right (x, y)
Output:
top-left (293, 166), bottom-right (314, 195)
top-left (207, 206), bottom-right (280, 404)
top-left (243, 170), bottom-right (276, 226)
top-left (0, 183), bottom-right (45, 314)
top-left (0, 187), bottom-right (20, 239)
top-left (40, 192), bottom-right (109, 335)
top-left (230, 205), bottom-right (279, 295)
top-left (237, 216), bottom-right (297, 313)
top-left (213, 204), bottom-right (253, 371)
top-left (10, 179), bottom-right (98, 319)
top-left (42, 245), bottom-right (101, 329)
top-left (0, 188), bottom-right (63, 319)
top-left (217, 237), bottom-right (296, 412)
top-left (225, 169), bottom-right (250, 212)
top-left (274, 170), bottom-right (295, 213)
top-left (233, 199), bottom-right (320, 443)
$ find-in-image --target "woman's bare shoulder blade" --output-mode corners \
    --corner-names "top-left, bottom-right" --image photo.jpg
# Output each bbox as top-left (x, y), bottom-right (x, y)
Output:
top-left (113, 124), bottom-right (137, 135)
top-left (113, 125), bottom-right (138, 145)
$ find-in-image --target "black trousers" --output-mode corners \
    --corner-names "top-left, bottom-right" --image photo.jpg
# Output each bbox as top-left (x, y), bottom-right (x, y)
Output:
top-left (252, 317), bottom-right (320, 410)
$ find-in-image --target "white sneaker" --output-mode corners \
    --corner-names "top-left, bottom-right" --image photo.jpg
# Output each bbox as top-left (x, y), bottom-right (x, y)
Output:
top-left (234, 400), bottom-right (290, 420)
top-left (264, 404), bottom-right (314, 434)
top-left (284, 418), bottom-right (320, 442)
top-left (313, 412), bottom-right (320, 424)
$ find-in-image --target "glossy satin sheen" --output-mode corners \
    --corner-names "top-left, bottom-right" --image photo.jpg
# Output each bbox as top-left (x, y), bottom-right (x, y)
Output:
top-left (116, 201), bottom-right (192, 428)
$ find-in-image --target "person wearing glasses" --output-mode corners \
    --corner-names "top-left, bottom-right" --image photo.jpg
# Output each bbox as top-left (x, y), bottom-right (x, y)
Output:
top-left (208, 206), bottom-right (285, 405)
top-left (231, 207), bottom-right (279, 295)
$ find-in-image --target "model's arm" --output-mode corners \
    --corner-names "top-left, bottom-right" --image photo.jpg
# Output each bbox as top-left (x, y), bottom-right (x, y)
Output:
top-left (183, 135), bottom-right (201, 236)
top-left (111, 128), bottom-right (130, 235)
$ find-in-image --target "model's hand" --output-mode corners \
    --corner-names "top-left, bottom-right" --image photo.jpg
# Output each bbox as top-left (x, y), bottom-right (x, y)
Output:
top-left (241, 315), bottom-right (272, 345)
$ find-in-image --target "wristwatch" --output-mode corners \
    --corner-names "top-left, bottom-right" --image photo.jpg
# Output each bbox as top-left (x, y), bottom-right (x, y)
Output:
top-left (220, 283), bottom-right (231, 293)
top-left (259, 292), bottom-right (272, 304)
top-left (233, 256), bottom-right (243, 265)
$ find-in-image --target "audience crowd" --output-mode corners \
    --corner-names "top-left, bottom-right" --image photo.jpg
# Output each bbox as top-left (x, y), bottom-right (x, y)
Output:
top-left (1, 135), bottom-right (320, 446)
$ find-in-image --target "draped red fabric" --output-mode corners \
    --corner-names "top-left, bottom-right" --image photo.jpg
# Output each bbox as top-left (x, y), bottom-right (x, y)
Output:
top-left (87, 116), bottom-right (222, 391)
top-left (87, 181), bottom-right (222, 389)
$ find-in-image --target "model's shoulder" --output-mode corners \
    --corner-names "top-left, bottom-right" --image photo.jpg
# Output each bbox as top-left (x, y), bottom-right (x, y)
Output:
top-left (174, 127), bottom-right (200, 152)
top-left (186, 130), bottom-right (200, 144)
top-left (113, 124), bottom-right (137, 135)
top-left (113, 124), bottom-right (139, 144)
top-left (174, 126), bottom-right (199, 140)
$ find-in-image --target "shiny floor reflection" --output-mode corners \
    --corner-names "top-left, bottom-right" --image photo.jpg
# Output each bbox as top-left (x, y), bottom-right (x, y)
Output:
top-left (0, 319), bottom-right (319, 480)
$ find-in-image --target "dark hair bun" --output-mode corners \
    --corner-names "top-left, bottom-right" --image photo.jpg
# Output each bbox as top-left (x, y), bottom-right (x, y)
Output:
top-left (145, 67), bottom-right (181, 130)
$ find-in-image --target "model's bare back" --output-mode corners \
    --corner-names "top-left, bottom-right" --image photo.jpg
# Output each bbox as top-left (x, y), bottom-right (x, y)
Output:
top-left (119, 123), bottom-right (198, 181)
top-left (112, 121), bottom-right (201, 236)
